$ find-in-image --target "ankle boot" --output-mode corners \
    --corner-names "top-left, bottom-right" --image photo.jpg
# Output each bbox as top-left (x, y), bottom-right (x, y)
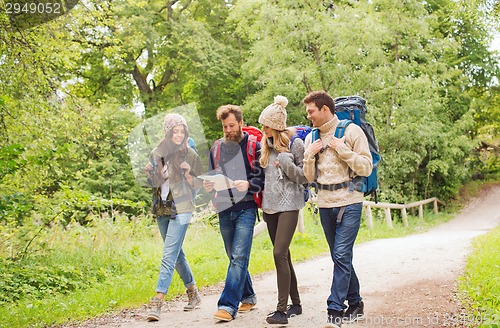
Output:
top-left (184, 286), bottom-right (201, 311)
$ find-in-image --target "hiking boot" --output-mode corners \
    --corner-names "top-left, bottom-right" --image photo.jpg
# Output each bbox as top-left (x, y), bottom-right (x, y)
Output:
top-left (266, 310), bottom-right (288, 324)
top-left (146, 297), bottom-right (162, 321)
top-left (343, 301), bottom-right (364, 323)
top-left (214, 309), bottom-right (233, 322)
top-left (286, 304), bottom-right (303, 318)
top-left (183, 287), bottom-right (201, 311)
top-left (238, 303), bottom-right (256, 313)
top-left (325, 310), bottom-right (343, 328)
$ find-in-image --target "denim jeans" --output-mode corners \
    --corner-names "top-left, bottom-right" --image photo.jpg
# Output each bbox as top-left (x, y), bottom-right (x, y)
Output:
top-left (217, 208), bottom-right (258, 317)
top-left (155, 213), bottom-right (195, 294)
top-left (319, 203), bottom-right (363, 312)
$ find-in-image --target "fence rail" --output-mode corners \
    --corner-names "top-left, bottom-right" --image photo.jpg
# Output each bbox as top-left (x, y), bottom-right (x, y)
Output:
top-left (253, 197), bottom-right (445, 238)
top-left (362, 197), bottom-right (446, 229)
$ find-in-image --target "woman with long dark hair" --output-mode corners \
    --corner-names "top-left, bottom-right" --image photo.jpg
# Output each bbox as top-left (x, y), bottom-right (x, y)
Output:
top-left (143, 113), bottom-right (203, 321)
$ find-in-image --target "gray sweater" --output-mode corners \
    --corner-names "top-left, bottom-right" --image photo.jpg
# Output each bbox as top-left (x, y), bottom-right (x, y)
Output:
top-left (261, 137), bottom-right (308, 214)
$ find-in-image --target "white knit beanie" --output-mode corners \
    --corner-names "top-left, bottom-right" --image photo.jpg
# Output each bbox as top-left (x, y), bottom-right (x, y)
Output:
top-left (258, 95), bottom-right (288, 131)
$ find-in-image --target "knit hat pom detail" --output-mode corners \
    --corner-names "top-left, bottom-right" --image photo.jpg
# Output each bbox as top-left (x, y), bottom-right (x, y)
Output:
top-left (274, 95), bottom-right (288, 108)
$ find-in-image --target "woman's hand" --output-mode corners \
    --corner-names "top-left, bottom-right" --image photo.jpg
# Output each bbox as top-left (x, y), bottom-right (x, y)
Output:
top-left (180, 161), bottom-right (191, 175)
top-left (144, 162), bottom-right (153, 176)
top-left (180, 161), bottom-right (193, 185)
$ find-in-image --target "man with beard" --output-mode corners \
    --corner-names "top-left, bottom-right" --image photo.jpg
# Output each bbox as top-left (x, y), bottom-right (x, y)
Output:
top-left (202, 104), bottom-right (264, 322)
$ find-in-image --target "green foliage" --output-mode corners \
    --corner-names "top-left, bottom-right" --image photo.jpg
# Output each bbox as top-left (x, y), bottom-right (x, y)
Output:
top-left (459, 225), bottom-right (500, 326)
top-left (230, 0), bottom-right (494, 203)
top-left (0, 257), bottom-right (106, 304)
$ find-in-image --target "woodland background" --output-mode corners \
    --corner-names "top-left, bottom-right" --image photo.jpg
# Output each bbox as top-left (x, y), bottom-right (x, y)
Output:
top-left (1, 0), bottom-right (500, 326)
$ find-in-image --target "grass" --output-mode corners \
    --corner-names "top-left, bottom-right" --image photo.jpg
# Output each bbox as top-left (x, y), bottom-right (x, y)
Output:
top-left (459, 225), bottom-right (500, 327)
top-left (0, 199), bottom-right (471, 328)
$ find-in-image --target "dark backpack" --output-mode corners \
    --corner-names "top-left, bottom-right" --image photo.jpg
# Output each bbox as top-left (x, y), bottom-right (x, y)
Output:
top-left (333, 96), bottom-right (381, 202)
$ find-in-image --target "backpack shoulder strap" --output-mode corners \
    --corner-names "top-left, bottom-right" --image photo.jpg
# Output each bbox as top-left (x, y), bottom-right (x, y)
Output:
top-left (246, 135), bottom-right (258, 171)
top-left (289, 135), bottom-right (298, 149)
top-left (334, 119), bottom-right (352, 138)
top-left (211, 138), bottom-right (223, 169)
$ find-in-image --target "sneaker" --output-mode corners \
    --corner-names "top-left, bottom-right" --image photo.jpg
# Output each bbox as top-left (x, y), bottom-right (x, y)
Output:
top-left (343, 301), bottom-right (364, 323)
top-left (183, 286), bottom-right (201, 311)
top-left (286, 304), bottom-right (303, 318)
top-left (238, 303), bottom-right (256, 313)
top-left (214, 309), bottom-right (233, 322)
top-left (325, 310), bottom-right (343, 328)
top-left (146, 297), bottom-right (162, 321)
top-left (266, 310), bottom-right (288, 324)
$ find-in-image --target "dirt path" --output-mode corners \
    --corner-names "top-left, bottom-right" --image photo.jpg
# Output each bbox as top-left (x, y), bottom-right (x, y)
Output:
top-left (79, 186), bottom-right (500, 328)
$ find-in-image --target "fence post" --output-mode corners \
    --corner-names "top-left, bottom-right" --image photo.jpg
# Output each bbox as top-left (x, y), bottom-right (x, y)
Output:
top-left (418, 204), bottom-right (423, 218)
top-left (384, 208), bottom-right (393, 229)
top-left (365, 205), bottom-right (373, 229)
top-left (433, 199), bottom-right (438, 214)
top-left (401, 208), bottom-right (408, 227)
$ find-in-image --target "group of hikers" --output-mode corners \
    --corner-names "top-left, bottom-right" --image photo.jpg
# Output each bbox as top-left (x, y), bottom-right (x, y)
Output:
top-left (143, 90), bottom-right (373, 328)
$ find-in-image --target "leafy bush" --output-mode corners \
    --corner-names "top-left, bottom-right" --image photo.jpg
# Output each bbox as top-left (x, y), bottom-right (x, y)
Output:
top-left (0, 258), bottom-right (107, 305)
top-left (460, 226), bottom-right (500, 326)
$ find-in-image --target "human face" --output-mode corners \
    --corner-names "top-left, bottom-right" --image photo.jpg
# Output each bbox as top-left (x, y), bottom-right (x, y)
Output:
top-left (262, 125), bottom-right (272, 137)
top-left (306, 103), bottom-right (328, 128)
top-left (222, 113), bottom-right (243, 142)
top-left (170, 125), bottom-right (186, 145)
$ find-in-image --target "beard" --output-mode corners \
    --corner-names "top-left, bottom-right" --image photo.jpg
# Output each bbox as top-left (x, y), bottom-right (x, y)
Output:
top-left (224, 127), bottom-right (243, 143)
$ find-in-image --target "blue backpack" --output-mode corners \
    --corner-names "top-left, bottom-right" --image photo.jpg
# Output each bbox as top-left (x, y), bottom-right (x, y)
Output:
top-left (289, 125), bottom-right (313, 202)
top-left (333, 96), bottom-right (381, 202)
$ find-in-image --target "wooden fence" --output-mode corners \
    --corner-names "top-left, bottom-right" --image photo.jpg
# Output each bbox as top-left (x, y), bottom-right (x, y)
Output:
top-left (362, 197), bottom-right (445, 229)
top-left (253, 197), bottom-right (445, 238)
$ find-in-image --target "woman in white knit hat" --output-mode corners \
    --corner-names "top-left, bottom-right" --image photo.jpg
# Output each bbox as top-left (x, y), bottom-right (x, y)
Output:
top-left (258, 96), bottom-right (308, 324)
top-left (143, 113), bottom-right (203, 321)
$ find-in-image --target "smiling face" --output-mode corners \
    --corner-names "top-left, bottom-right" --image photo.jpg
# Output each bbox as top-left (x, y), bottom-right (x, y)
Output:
top-left (222, 113), bottom-right (243, 142)
top-left (305, 103), bottom-right (328, 128)
top-left (170, 125), bottom-right (186, 145)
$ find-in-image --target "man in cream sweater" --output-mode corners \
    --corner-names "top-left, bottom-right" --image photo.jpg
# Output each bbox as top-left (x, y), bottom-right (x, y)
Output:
top-left (302, 91), bottom-right (372, 328)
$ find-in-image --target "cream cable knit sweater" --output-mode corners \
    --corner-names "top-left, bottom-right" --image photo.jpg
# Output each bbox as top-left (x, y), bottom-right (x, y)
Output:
top-left (303, 115), bottom-right (372, 208)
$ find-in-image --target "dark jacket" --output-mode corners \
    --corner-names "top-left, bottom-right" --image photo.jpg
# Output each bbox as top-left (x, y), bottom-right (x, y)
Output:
top-left (208, 132), bottom-right (265, 213)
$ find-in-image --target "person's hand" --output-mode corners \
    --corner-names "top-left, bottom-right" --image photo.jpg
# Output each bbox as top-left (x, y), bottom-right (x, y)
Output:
top-left (328, 136), bottom-right (346, 152)
top-left (203, 179), bottom-right (215, 192)
top-left (307, 139), bottom-right (324, 155)
top-left (180, 161), bottom-right (191, 176)
top-left (144, 162), bottom-right (153, 175)
top-left (233, 180), bottom-right (250, 192)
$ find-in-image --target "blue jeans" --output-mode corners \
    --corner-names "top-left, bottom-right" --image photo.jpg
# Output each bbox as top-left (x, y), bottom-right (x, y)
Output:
top-left (319, 203), bottom-right (363, 312)
top-left (155, 213), bottom-right (195, 294)
top-left (217, 208), bottom-right (258, 317)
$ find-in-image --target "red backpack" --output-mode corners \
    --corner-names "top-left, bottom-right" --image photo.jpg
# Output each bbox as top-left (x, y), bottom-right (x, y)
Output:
top-left (211, 126), bottom-right (263, 208)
